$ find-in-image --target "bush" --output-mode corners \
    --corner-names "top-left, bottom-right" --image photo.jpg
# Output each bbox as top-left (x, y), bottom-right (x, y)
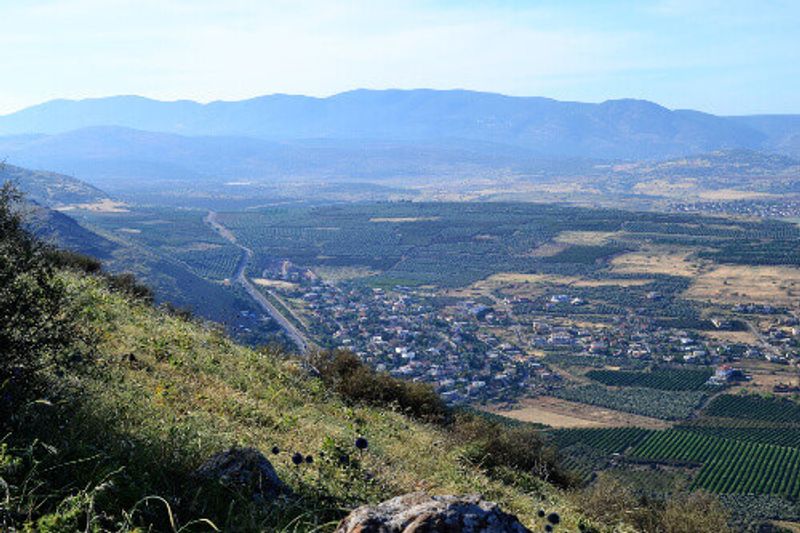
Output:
top-left (44, 248), bottom-right (102, 274)
top-left (105, 272), bottom-right (154, 303)
top-left (0, 183), bottom-right (74, 417)
top-left (311, 350), bottom-right (448, 424)
top-left (451, 410), bottom-right (574, 489)
top-left (579, 472), bottom-right (731, 532)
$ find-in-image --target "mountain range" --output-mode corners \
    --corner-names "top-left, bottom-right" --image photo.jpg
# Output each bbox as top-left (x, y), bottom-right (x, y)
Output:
top-left (1, 89), bottom-right (798, 161)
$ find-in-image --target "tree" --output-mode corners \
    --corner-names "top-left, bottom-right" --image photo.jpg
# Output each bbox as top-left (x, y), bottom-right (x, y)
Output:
top-left (0, 181), bottom-right (72, 420)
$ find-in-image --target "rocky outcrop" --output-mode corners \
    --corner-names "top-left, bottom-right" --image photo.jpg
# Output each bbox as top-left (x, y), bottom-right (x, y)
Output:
top-left (194, 447), bottom-right (287, 502)
top-left (335, 492), bottom-right (531, 532)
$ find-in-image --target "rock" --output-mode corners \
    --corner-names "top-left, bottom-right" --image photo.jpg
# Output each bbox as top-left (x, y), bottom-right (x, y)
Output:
top-left (194, 447), bottom-right (287, 502)
top-left (335, 492), bottom-right (531, 533)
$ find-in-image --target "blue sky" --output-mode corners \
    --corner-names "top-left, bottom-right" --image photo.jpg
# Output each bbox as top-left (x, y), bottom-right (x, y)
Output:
top-left (0, 0), bottom-right (797, 115)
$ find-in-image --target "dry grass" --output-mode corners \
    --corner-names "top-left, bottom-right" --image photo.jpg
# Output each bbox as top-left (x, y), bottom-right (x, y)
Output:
top-left (448, 272), bottom-right (652, 301)
top-left (685, 265), bottom-right (800, 307)
top-left (611, 248), bottom-right (706, 277)
top-left (57, 199), bottom-right (130, 213)
top-left (555, 231), bottom-right (621, 246)
top-left (698, 189), bottom-right (776, 201)
top-left (485, 397), bottom-right (669, 429)
top-left (632, 179), bottom-right (698, 197)
top-left (369, 217), bottom-right (440, 223)
top-left (168, 242), bottom-right (223, 252)
top-left (252, 278), bottom-right (298, 290)
top-left (313, 266), bottom-right (380, 282)
top-left (702, 330), bottom-right (761, 345)
top-left (527, 242), bottom-right (569, 257)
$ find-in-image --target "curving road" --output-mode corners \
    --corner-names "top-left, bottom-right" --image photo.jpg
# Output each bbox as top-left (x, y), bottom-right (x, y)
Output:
top-left (205, 211), bottom-right (309, 353)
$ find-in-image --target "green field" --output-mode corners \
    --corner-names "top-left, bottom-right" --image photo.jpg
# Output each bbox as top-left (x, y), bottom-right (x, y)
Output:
top-left (703, 394), bottom-right (800, 425)
top-left (550, 427), bottom-right (654, 454)
top-left (630, 430), bottom-right (800, 497)
top-left (585, 368), bottom-right (714, 391)
top-left (548, 384), bottom-right (707, 420)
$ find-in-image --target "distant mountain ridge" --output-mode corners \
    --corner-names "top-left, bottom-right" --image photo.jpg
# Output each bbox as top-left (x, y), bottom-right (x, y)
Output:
top-left (1, 89), bottom-right (798, 159)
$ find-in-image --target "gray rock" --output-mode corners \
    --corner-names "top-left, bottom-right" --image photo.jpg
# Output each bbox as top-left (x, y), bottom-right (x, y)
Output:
top-left (335, 492), bottom-right (531, 533)
top-left (194, 447), bottom-right (287, 502)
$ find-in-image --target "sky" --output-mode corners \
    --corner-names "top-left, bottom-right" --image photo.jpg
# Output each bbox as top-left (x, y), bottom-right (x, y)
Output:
top-left (0, 0), bottom-right (798, 115)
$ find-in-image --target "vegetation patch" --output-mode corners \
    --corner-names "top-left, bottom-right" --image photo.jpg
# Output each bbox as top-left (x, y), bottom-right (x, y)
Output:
top-left (585, 368), bottom-right (714, 391)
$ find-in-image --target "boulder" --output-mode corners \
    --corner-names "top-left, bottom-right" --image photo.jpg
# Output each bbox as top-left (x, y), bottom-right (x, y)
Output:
top-left (194, 447), bottom-right (287, 502)
top-left (335, 492), bottom-right (531, 533)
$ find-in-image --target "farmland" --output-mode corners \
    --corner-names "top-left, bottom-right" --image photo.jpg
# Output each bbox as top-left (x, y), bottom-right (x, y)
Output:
top-left (550, 427), bottom-right (654, 454)
top-left (585, 368), bottom-right (714, 391)
top-left (631, 430), bottom-right (800, 498)
top-left (703, 394), bottom-right (800, 424)
top-left (549, 384), bottom-right (707, 420)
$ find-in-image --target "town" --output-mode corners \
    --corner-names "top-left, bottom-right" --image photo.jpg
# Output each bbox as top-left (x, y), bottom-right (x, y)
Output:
top-left (242, 260), bottom-right (800, 405)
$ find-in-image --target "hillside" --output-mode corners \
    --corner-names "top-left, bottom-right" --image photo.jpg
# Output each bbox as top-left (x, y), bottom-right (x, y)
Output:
top-left (0, 162), bottom-right (109, 207)
top-left (0, 89), bottom-right (793, 160)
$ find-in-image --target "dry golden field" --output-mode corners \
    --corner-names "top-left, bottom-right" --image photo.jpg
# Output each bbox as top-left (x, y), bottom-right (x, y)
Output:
top-left (486, 396), bottom-right (670, 429)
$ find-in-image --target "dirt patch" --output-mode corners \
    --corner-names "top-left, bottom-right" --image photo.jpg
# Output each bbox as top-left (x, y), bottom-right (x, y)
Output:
top-left (685, 265), bottom-right (800, 307)
top-left (169, 242), bottom-right (223, 252)
top-left (528, 242), bottom-right (568, 257)
top-left (313, 266), bottom-right (380, 283)
top-left (369, 217), bottom-right (440, 223)
top-left (252, 278), bottom-right (298, 290)
top-left (57, 199), bottom-right (129, 213)
top-left (485, 396), bottom-right (670, 429)
top-left (698, 189), bottom-right (776, 201)
top-left (633, 179), bottom-right (698, 197)
top-left (448, 272), bottom-right (652, 300)
top-left (611, 248), bottom-right (705, 277)
top-left (702, 330), bottom-right (761, 345)
top-left (555, 231), bottom-right (621, 246)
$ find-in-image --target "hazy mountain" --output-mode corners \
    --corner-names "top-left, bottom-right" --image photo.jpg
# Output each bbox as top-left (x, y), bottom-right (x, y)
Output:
top-left (728, 115), bottom-right (800, 157)
top-left (0, 126), bottom-right (600, 191)
top-left (0, 89), bottom-right (790, 160)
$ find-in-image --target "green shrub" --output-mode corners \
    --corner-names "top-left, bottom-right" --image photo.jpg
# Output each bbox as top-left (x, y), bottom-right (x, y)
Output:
top-left (0, 183), bottom-right (74, 417)
top-left (44, 248), bottom-right (102, 274)
top-left (451, 411), bottom-right (575, 489)
top-left (311, 349), bottom-right (449, 424)
top-left (104, 272), bottom-right (154, 303)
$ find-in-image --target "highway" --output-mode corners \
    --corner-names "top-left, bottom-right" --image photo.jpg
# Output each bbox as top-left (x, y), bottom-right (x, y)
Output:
top-left (205, 211), bottom-right (309, 353)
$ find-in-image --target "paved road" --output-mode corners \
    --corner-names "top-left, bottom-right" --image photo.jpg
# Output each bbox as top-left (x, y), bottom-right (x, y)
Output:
top-left (205, 211), bottom-right (309, 353)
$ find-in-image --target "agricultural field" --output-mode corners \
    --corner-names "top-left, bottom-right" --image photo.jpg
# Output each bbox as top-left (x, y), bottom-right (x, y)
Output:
top-left (548, 384), bottom-right (708, 420)
top-left (630, 430), bottom-right (800, 498)
top-left (549, 427), bottom-right (654, 454)
top-left (214, 202), bottom-right (800, 288)
top-left (702, 394), bottom-right (800, 425)
top-left (585, 368), bottom-right (714, 391)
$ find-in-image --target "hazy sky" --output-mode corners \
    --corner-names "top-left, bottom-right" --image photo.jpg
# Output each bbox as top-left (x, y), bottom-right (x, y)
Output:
top-left (0, 0), bottom-right (797, 115)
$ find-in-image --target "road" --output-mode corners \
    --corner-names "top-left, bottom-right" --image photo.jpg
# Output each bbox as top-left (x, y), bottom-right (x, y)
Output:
top-left (205, 211), bottom-right (310, 353)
